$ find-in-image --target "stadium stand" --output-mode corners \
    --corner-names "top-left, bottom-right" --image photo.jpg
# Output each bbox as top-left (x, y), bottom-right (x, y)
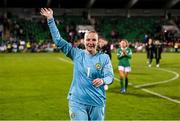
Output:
top-left (0, 0), bottom-right (180, 52)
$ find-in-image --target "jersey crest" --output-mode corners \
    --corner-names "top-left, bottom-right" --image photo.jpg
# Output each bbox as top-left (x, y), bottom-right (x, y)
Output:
top-left (95, 63), bottom-right (102, 70)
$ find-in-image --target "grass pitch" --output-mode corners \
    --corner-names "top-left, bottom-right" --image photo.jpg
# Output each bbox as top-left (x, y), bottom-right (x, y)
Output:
top-left (0, 52), bottom-right (179, 120)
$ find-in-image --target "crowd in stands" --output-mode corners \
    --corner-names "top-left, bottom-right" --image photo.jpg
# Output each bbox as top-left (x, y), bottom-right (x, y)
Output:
top-left (0, 12), bottom-right (180, 53)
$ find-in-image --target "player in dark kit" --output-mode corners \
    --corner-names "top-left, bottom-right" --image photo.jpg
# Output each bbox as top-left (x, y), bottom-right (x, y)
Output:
top-left (98, 37), bottom-right (112, 90)
top-left (98, 37), bottom-right (112, 60)
top-left (146, 38), bottom-right (154, 67)
top-left (154, 40), bottom-right (163, 67)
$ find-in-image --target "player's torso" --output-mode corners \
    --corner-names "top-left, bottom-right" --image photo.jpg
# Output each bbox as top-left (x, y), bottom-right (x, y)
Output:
top-left (118, 48), bottom-right (131, 67)
top-left (69, 51), bottom-right (106, 106)
top-left (73, 51), bottom-right (105, 85)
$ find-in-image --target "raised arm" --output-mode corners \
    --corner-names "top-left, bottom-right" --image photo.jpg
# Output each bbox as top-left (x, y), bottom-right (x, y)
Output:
top-left (40, 8), bottom-right (77, 60)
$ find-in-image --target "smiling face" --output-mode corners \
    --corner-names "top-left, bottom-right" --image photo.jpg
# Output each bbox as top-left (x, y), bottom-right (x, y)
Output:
top-left (84, 31), bottom-right (98, 55)
top-left (119, 40), bottom-right (128, 48)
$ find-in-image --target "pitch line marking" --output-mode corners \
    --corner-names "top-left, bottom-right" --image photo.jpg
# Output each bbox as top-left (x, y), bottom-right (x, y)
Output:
top-left (114, 77), bottom-right (180, 104)
top-left (135, 68), bottom-right (179, 88)
top-left (57, 57), bottom-right (180, 104)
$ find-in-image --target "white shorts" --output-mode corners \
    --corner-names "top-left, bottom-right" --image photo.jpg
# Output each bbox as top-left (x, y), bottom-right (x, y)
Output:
top-left (118, 66), bottom-right (131, 72)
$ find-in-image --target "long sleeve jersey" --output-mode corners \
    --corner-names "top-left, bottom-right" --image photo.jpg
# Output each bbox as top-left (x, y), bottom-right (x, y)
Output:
top-left (117, 47), bottom-right (132, 67)
top-left (48, 18), bottom-right (114, 107)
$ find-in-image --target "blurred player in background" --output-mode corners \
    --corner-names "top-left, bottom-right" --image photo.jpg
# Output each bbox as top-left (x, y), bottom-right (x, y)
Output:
top-left (98, 37), bottom-right (112, 90)
top-left (146, 38), bottom-right (154, 67)
top-left (40, 8), bottom-right (114, 121)
top-left (98, 37), bottom-right (112, 60)
top-left (154, 40), bottom-right (163, 67)
top-left (117, 39), bottom-right (132, 93)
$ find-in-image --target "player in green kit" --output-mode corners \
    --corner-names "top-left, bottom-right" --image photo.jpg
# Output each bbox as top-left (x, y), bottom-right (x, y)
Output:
top-left (117, 39), bottom-right (132, 93)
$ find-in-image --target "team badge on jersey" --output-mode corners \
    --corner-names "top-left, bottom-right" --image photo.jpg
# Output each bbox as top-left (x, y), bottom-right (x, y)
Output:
top-left (95, 63), bottom-right (102, 70)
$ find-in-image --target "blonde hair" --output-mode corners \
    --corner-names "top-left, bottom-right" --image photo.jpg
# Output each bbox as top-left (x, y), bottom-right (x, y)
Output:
top-left (84, 31), bottom-right (98, 41)
top-left (120, 39), bottom-right (129, 47)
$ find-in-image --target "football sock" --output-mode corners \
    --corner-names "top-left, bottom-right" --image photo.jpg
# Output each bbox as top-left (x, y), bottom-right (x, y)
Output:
top-left (120, 78), bottom-right (125, 90)
top-left (125, 78), bottom-right (128, 90)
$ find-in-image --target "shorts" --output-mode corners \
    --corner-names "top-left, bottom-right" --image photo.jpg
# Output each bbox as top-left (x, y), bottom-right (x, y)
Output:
top-left (69, 100), bottom-right (104, 121)
top-left (118, 66), bottom-right (131, 72)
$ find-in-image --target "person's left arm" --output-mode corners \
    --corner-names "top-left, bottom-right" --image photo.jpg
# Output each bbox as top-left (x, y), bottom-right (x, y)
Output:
top-left (102, 56), bottom-right (114, 85)
top-left (92, 55), bottom-right (114, 87)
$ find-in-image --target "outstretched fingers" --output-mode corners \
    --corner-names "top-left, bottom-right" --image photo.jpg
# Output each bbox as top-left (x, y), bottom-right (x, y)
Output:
top-left (40, 8), bottom-right (53, 19)
top-left (40, 8), bottom-right (46, 16)
top-left (44, 8), bottom-right (49, 13)
top-left (48, 8), bottom-right (53, 12)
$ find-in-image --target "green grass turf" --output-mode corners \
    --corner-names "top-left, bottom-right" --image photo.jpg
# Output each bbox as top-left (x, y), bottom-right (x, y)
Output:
top-left (0, 52), bottom-right (179, 120)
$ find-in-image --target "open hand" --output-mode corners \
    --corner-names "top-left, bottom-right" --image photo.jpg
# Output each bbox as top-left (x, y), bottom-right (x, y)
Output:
top-left (40, 8), bottom-right (53, 20)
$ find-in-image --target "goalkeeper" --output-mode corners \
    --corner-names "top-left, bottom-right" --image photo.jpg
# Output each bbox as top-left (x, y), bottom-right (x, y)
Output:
top-left (40, 8), bottom-right (114, 121)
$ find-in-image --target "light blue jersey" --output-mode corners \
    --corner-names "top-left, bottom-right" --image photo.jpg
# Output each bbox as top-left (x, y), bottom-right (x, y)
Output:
top-left (48, 18), bottom-right (114, 107)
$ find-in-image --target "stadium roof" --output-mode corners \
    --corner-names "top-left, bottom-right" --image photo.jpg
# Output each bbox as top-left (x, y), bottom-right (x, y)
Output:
top-left (1, 0), bottom-right (180, 9)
